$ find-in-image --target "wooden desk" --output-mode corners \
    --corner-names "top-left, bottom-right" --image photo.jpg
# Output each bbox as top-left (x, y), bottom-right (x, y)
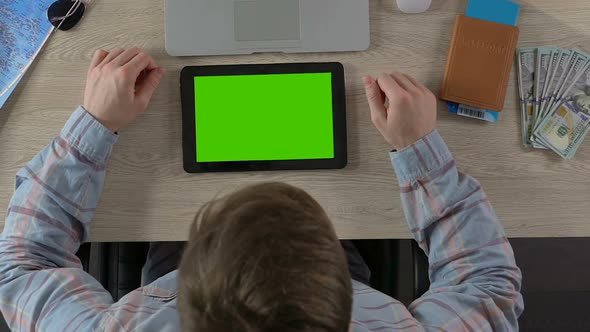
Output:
top-left (1, 0), bottom-right (589, 241)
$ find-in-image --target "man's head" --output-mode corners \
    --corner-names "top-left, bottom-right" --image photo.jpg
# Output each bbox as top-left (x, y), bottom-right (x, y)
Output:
top-left (178, 182), bottom-right (352, 331)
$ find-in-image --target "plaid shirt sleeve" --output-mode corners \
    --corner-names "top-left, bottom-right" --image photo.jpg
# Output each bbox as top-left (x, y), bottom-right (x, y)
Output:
top-left (390, 130), bottom-right (524, 331)
top-left (0, 107), bottom-right (118, 331)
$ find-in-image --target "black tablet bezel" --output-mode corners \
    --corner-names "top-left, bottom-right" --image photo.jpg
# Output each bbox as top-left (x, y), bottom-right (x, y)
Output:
top-left (181, 63), bottom-right (347, 173)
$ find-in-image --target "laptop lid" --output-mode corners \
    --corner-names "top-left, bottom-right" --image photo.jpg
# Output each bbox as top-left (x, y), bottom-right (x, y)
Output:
top-left (165, 0), bottom-right (369, 56)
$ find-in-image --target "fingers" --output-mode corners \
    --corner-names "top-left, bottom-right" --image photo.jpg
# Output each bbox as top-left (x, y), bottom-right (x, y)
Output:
top-left (89, 49), bottom-right (108, 69)
top-left (363, 76), bottom-right (387, 127)
top-left (113, 47), bottom-right (143, 66)
top-left (100, 48), bottom-right (125, 66)
top-left (97, 48), bottom-right (159, 82)
top-left (124, 52), bottom-right (158, 78)
top-left (390, 72), bottom-right (418, 92)
top-left (135, 67), bottom-right (166, 106)
top-left (376, 73), bottom-right (402, 101)
top-left (402, 73), bottom-right (426, 91)
top-left (378, 72), bottom-right (430, 98)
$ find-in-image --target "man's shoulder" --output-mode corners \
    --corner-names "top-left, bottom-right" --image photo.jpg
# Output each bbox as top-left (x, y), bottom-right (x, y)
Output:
top-left (140, 270), bottom-right (179, 299)
top-left (106, 271), bottom-right (180, 330)
top-left (351, 280), bottom-right (419, 331)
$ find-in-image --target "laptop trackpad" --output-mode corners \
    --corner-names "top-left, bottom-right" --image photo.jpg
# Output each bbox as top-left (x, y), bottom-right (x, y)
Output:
top-left (234, 0), bottom-right (301, 41)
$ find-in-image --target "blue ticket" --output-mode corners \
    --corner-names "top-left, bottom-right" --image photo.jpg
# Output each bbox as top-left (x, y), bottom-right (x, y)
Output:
top-left (447, 102), bottom-right (500, 123)
top-left (466, 0), bottom-right (520, 27)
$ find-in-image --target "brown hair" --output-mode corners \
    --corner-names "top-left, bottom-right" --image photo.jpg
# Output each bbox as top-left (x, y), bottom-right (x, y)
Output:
top-left (178, 182), bottom-right (352, 332)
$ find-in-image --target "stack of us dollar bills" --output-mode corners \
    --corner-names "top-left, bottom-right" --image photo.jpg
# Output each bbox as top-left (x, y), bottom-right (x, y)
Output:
top-left (517, 47), bottom-right (590, 159)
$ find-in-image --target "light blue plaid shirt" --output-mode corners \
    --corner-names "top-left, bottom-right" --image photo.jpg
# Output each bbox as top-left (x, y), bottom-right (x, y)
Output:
top-left (0, 107), bottom-right (523, 331)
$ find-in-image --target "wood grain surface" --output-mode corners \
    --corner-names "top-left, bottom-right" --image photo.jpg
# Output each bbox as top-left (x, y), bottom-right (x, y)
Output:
top-left (1, 0), bottom-right (589, 242)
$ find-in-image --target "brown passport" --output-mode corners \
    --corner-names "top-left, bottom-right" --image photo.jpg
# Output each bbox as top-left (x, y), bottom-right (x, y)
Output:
top-left (440, 15), bottom-right (519, 112)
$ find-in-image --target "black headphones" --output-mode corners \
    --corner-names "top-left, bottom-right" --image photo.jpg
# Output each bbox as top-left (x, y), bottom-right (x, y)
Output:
top-left (47, 0), bottom-right (86, 31)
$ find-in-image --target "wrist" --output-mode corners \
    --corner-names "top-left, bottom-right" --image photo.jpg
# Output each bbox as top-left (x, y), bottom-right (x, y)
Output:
top-left (82, 107), bottom-right (119, 133)
top-left (60, 107), bottom-right (119, 165)
top-left (393, 132), bottom-right (434, 151)
top-left (389, 130), bottom-right (453, 184)
top-left (96, 119), bottom-right (119, 133)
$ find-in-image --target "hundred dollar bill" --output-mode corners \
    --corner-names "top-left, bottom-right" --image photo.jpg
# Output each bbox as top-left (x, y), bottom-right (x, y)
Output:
top-left (539, 49), bottom-right (561, 123)
top-left (534, 64), bottom-right (590, 158)
top-left (548, 50), bottom-right (590, 114)
top-left (534, 101), bottom-right (590, 159)
top-left (541, 50), bottom-right (579, 123)
top-left (539, 49), bottom-right (572, 120)
top-left (517, 48), bottom-right (536, 147)
top-left (557, 60), bottom-right (590, 104)
top-left (567, 65), bottom-right (590, 158)
top-left (530, 47), bottom-right (556, 149)
top-left (533, 47), bottom-right (555, 128)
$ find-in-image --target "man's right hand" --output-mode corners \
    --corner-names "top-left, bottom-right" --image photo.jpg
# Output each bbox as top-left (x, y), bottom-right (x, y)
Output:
top-left (363, 72), bottom-right (437, 150)
top-left (83, 48), bottom-right (166, 133)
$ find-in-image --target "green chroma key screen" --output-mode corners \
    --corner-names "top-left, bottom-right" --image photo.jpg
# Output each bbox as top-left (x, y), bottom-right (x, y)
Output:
top-left (194, 73), bottom-right (335, 162)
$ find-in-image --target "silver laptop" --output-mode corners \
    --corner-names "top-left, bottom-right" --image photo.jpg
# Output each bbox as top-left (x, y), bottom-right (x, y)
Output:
top-left (165, 0), bottom-right (370, 56)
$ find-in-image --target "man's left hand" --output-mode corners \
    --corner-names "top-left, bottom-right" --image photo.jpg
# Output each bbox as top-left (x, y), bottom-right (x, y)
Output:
top-left (83, 48), bottom-right (166, 132)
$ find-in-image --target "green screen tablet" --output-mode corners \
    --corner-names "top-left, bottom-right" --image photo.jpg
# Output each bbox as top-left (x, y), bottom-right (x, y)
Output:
top-left (195, 73), bottom-right (334, 162)
top-left (181, 63), bottom-right (347, 173)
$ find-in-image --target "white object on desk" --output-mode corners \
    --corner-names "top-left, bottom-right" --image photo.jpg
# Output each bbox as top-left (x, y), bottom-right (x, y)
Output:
top-left (396, 0), bottom-right (432, 14)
